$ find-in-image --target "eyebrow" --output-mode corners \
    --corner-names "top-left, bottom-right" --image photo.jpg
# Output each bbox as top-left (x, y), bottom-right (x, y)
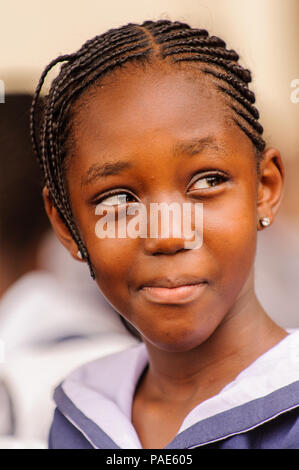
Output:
top-left (81, 136), bottom-right (225, 188)
top-left (81, 161), bottom-right (132, 187)
top-left (173, 135), bottom-right (225, 157)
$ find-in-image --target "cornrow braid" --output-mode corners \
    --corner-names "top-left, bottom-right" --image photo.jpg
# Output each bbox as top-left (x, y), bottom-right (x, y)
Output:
top-left (31, 19), bottom-right (266, 280)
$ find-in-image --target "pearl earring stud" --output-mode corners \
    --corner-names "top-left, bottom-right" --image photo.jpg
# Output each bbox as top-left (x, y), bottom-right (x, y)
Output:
top-left (260, 217), bottom-right (271, 227)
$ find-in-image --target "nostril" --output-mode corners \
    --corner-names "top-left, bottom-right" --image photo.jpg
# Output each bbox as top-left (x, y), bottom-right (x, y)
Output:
top-left (145, 237), bottom-right (189, 256)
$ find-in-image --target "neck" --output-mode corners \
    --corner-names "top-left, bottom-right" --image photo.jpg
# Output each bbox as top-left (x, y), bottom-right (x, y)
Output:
top-left (140, 279), bottom-right (287, 404)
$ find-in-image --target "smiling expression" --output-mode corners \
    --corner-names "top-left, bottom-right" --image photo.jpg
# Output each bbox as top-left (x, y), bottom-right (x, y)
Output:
top-left (65, 63), bottom-right (260, 352)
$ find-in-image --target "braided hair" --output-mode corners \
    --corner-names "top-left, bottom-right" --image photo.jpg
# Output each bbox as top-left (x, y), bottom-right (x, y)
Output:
top-left (31, 19), bottom-right (266, 280)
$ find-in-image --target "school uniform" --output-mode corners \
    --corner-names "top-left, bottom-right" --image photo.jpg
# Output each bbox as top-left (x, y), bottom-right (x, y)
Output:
top-left (49, 329), bottom-right (299, 449)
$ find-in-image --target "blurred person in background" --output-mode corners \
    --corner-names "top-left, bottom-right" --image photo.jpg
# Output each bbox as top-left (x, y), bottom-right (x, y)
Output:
top-left (0, 94), bottom-right (138, 448)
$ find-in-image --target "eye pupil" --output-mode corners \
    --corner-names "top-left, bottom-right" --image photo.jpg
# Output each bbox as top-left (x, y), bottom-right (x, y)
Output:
top-left (207, 176), bottom-right (218, 186)
top-left (97, 192), bottom-right (137, 206)
top-left (189, 172), bottom-right (227, 192)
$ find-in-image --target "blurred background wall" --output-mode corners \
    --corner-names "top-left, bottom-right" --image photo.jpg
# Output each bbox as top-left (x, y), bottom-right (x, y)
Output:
top-left (0, 1), bottom-right (298, 324)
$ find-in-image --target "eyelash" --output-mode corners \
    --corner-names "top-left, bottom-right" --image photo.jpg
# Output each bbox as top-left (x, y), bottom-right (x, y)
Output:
top-left (93, 171), bottom-right (229, 205)
top-left (93, 188), bottom-right (137, 206)
top-left (187, 171), bottom-right (229, 192)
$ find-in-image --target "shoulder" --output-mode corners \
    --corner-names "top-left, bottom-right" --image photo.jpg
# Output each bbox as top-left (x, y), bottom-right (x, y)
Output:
top-left (49, 408), bottom-right (93, 449)
top-left (172, 381), bottom-right (299, 449)
top-left (211, 405), bottom-right (299, 449)
top-left (49, 343), bottom-right (147, 449)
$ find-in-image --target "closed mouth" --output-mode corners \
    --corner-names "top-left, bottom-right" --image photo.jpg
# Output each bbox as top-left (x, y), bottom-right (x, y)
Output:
top-left (138, 278), bottom-right (208, 304)
top-left (139, 277), bottom-right (207, 290)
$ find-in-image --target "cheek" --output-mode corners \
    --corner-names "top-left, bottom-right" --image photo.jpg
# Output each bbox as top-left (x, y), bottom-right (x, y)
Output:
top-left (87, 235), bottom-right (139, 294)
top-left (204, 186), bottom-right (257, 294)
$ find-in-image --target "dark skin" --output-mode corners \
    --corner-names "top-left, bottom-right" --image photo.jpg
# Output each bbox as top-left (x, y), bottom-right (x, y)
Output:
top-left (43, 64), bottom-right (287, 448)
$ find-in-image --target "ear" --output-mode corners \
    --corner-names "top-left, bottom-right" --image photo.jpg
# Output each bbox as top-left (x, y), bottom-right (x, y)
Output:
top-left (42, 186), bottom-right (85, 262)
top-left (256, 147), bottom-right (285, 230)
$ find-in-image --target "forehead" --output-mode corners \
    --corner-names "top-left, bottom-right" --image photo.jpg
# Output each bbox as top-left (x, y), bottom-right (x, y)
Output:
top-left (71, 65), bottom-right (230, 146)
top-left (68, 64), bottom-right (254, 172)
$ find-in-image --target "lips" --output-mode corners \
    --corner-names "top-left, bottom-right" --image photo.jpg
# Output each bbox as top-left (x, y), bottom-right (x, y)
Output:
top-left (138, 276), bottom-right (208, 304)
top-left (139, 276), bottom-right (207, 289)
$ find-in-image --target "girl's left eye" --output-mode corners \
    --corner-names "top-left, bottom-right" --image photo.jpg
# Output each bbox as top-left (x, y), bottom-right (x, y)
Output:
top-left (188, 173), bottom-right (229, 191)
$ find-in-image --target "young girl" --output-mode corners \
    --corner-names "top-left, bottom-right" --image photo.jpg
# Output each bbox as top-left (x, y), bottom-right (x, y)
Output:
top-left (30, 19), bottom-right (299, 449)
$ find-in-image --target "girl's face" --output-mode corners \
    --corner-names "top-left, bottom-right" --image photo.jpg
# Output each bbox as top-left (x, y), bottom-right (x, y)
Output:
top-left (66, 65), bottom-right (260, 352)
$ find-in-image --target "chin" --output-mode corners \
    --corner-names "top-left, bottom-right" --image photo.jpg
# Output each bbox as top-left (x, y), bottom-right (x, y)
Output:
top-left (142, 323), bottom-right (214, 353)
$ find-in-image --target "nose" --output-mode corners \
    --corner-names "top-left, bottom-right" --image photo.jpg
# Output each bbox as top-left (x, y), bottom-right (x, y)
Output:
top-left (144, 235), bottom-right (188, 256)
top-left (142, 199), bottom-right (194, 256)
